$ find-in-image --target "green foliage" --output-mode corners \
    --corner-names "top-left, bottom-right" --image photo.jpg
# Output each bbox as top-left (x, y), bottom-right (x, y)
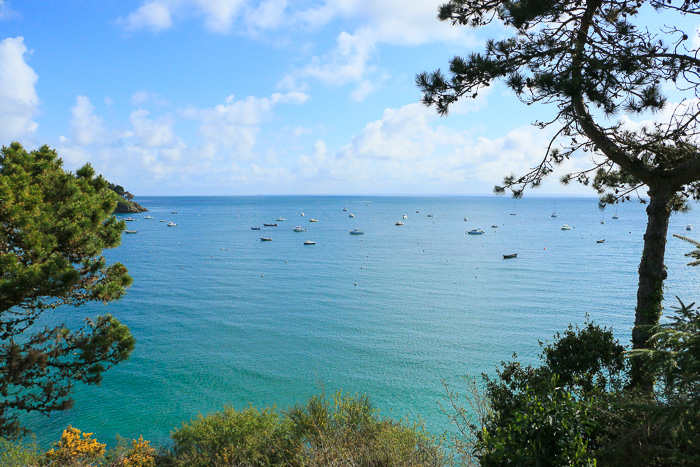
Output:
top-left (448, 315), bottom-right (698, 466)
top-left (169, 392), bottom-right (445, 466)
top-left (0, 143), bottom-right (134, 438)
top-left (287, 391), bottom-right (445, 466)
top-left (170, 406), bottom-right (297, 466)
top-left (479, 376), bottom-right (598, 466)
top-left (0, 436), bottom-right (41, 466)
top-left (625, 298), bottom-right (700, 463)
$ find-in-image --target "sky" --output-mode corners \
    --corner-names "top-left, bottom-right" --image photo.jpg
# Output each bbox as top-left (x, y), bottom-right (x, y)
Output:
top-left (0, 1), bottom-right (698, 196)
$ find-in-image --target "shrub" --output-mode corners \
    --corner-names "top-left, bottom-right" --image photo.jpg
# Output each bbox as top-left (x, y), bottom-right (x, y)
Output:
top-left (287, 391), bottom-right (445, 466)
top-left (43, 426), bottom-right (106, 466)
top-left (170, 406), bottom-right (298, 466)
top-left (0, 436), bottom-right (41, 466)
top-left (169, 392), bottom-right (446, 466)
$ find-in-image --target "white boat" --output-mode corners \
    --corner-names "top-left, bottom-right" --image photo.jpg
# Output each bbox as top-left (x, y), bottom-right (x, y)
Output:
top-left (561, 224), bottom-right (571, 230)
top-left (293, 226), bottom-right (306, 232)
top-left (309, 219), bottom-right (319, 222)
top-left (686, 224), bottom-right (693, 231)
top-left (349, 213), bottom-right (355, 218)
top-left (301, 212), bottom-right (305, 217)
top-left (402, 214), bottom-right (407, 219)
top-left (125, 230), bottom-right (138, 234)
top-left (167, 222), bottom-right (177, 227)
top-left (612, 212), bottom-right (619, 219)
top-left (144, 215), bottom-right (154, 219)
top-left (463, 217), bottom-right (469, 221)
top-left (349, 228), bottom-right (364, 235)
top-left (551, 212), bottom-right (558, 218)
top-left (304, 240), bottom-right (316, 245)
top-left (124, 217), bottom-right (136, 222)
top-left (467, 229), bottom-right (484, 235)
top-left (276, 217), bottom-right (286, 221)
top-left (260, 237), bottom-right (273, 241)
top-left (395, 221), bottom-right (404, 226)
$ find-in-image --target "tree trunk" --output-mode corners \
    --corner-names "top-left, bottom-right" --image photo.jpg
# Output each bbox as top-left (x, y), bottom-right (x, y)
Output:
top-left (630, 186), bottom-right (673, 389)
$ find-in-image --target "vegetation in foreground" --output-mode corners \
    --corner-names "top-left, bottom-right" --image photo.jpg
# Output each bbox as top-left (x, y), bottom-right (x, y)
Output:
top-left (446, 301), bottom-right (699, 466)
top-left (0, 392), bottom-right (445, 466)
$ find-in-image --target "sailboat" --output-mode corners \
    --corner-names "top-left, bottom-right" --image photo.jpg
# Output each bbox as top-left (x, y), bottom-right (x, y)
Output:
top-left (510, 199), bottom-right (517, 215)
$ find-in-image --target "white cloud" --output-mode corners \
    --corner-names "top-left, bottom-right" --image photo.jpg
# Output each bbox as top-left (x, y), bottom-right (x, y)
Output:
top-left (131, 90), bottom-right (169, 107)
top-left (120, 1), bottom-right (173, 32)
top-left (69, 96), bottom-right (109, 146)
top-left (195, 0), bottom-right (247, 33)
top-left (184, 92), bottom-right (308, 160)
top-left (129, 109), bottom-right (179, 148)
top-left (338, 103), bottom-right (466, 161)
top-left (0, 1), bottom-right (19, 20)
top-left (0, 36), bottom-right (38, 142)
top-left (243, 0), bottom-right (287, 31)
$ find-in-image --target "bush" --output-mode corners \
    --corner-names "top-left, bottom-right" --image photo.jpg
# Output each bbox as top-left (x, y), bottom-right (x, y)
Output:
top-left (170, 406), bottom-right (298, 466)
top-left (0, 436), bottom-right (41, 466)
top-left (287, 391), bottom-right (445, 466)
top-left (169, 392), bottom-right (446, 466)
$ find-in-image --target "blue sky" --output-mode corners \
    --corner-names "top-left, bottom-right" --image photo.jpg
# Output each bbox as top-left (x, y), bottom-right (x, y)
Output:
top-left (1, 1), bottom-right (697, 196)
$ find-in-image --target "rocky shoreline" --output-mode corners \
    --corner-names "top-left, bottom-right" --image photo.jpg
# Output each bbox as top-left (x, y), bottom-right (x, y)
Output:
top-left (114, 200), bottom-right (148, 213)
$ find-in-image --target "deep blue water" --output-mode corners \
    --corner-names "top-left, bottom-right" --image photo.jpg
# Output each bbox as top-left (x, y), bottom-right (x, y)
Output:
top-left (25, 196), bottom-right (700, 446)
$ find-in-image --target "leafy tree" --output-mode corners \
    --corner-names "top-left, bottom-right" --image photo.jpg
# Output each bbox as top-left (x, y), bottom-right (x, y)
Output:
top-left (107, 183), bottom-right (126, 199)
top-left (418, 0), bottom-right (700, 387)
top-left (0, 142), bottom-right (134, 438)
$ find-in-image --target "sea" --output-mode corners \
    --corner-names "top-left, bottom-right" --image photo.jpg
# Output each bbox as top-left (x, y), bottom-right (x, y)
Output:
top-left (23, 195), bottom-right (700, 446)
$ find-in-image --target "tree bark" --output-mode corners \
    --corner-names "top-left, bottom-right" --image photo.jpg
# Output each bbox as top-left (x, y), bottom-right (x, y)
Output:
top-left (630, 185), bottom-right (674, 389)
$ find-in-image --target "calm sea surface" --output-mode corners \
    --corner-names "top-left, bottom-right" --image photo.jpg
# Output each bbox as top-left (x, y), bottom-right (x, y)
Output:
top-left (25, 196), bottom-right (700, 445)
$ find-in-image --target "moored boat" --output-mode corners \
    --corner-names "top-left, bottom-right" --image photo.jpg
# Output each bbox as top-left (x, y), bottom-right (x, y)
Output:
top-left (263, 223), bottom-right (278, 227)
top-left (503, 253), bottom-right (517, 259)
top-left (349, 228), bottom-right (364, 235)
top-left (309, 219), bottom-right (319, 222)
top-left (167, 222), bottom-right (177, 227)
top-left (303, 240), bottom-right (316, 245)
top-left (125, 230), bottom-right (138, 234)
top-left (395, 221), bottom-right (404, 226)
top-left (467, 229), bottom-right (484, 235)
top-left (251, 227), bottom-right (261, 230)
top-left (260, 237), bottom-right (273, 241)
top-left (293, 226), bottom-right (306, 232)
top-left (561, 224), bottom-right (571, 230)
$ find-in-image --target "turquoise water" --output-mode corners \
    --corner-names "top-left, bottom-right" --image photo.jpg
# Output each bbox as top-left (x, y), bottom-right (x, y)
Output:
top-left (26, 196), bottom-right (700, 446)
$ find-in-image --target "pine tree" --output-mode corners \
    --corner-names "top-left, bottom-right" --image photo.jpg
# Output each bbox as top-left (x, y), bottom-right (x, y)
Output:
top-left (418, 0), bottom-right (700, 388)
top-left (0, 142), bottom-right (135, 437)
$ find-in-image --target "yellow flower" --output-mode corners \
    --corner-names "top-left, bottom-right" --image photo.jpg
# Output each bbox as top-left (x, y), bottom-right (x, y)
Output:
top-left (44, 426), bottom-right (106, 465)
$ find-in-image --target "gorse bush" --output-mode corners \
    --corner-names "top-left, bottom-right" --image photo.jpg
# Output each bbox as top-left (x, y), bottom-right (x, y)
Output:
top-left (44, 426), bottom-right (106, 466)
